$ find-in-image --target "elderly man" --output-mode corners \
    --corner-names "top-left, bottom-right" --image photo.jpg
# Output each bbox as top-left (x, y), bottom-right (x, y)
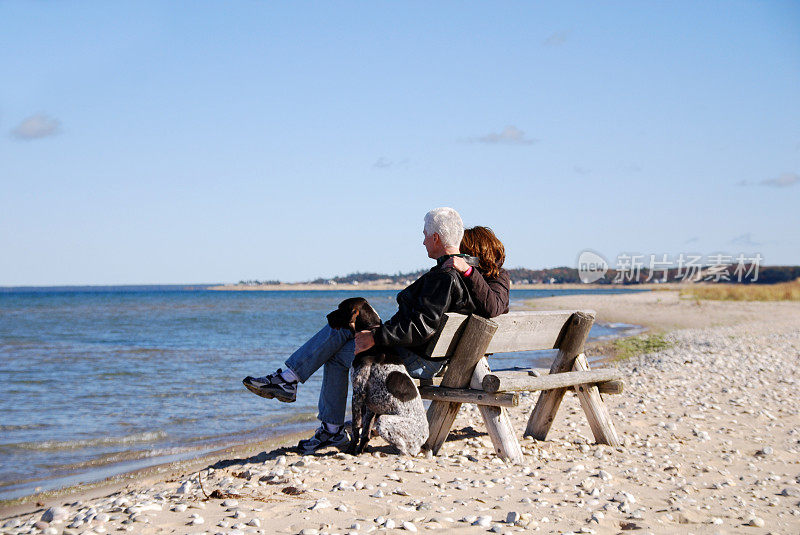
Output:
top-left (243, 207), bottom-right (477, 453)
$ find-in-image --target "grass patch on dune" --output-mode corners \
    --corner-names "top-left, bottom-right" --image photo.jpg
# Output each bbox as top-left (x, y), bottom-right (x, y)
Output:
top-left (611, 334), bottom-right (673, 361)
top-left (679, 278), bottom-right (800, 301)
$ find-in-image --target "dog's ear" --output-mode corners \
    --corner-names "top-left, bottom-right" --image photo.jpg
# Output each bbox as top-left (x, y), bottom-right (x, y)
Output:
top-left (327, 308), bottom-right (348, 329)
top-left (348, 308), bottom-right (359, 333)
top-left (385, 371), bottom-right (418, 402)
top-left (357, 300), bottom-right (381, 329)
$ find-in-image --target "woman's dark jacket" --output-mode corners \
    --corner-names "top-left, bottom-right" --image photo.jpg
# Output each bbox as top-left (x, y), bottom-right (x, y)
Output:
top-left (463, 268), bottom-right (510, 318)
top-left (373, 256), bottom-right (476, 359)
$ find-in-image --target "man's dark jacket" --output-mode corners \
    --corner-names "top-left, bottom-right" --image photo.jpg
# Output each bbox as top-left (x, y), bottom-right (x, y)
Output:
top-left (373, 256), bottom-right (476, 360)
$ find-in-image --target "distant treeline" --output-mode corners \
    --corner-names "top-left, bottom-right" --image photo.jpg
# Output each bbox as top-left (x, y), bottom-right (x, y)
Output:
top-left (239, 265), bottom-right (800, 286)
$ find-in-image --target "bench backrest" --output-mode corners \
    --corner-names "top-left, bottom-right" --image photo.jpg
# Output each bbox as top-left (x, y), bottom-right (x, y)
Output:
top-left (428, 310), bottom-right (596, 359)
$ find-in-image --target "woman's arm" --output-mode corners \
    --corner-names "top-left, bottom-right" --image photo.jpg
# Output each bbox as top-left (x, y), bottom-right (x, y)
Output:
top-left (463, 268), bottom-right (509, 318)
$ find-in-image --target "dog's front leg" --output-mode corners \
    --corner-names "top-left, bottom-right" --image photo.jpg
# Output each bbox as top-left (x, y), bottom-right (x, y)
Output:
top-left (356, 409), bottom-right (375, 455)
top-left (348, 364), bottom-right (370, 455)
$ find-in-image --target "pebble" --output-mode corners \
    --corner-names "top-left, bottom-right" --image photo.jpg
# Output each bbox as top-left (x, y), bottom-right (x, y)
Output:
top-left (222, 499), bottom-right (239, 507)
top-left (506, 511), bottom-right (519, 524)
top-left (474, 515), bottom-right (492, 527)
top-left (402, 520), bottom-right (417, 532)
top-left (41, 506), bottom-right (69, 523)
top-left (310, 498), bottom-right (331, 510)
top-left (247, 518), bottom-right (261, 527)
top-left (747, 516), bottom-right (765, 527)
top-left (299, 529), bottom-right (319, 535)
top-left (780, 486), bottom-right (800, 497)
top-left (176, 481), bottom-right (193, 494)
top-left (189, 515), bottom-right (204, 525)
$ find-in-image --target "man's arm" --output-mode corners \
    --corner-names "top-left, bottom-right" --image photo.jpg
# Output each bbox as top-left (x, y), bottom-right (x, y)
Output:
top-left (373, 271), bottom-right (454, 348)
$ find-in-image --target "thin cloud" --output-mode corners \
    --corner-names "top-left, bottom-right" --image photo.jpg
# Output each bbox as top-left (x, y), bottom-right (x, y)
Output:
top-left (468, 126), bottom-right (537, 146)
top-left (760, 172), bottom-right (799, 188)
top-left (543, 31), bottom-right (569, 46)
top-left (11, 114), bottom-right (61, 140)
top-left (735, 179), bottom-right (751, 187)
top-left (728, 233), bottom-right (762, 247)
top-left (372, 157), bottom-right (409, 170)
top-left (684, 237), bottom-right (699, 244)
top-left (573, 166), bottom-right (591, 175)
top-left (373, 157), bottom-right (392, 169)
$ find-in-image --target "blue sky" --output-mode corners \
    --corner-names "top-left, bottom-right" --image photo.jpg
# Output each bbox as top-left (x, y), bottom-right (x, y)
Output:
top-left (1, 1), bottom-right (798, 285)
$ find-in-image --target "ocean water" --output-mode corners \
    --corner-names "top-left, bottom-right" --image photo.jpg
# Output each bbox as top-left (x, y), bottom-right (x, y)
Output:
top-left (0, 287), bottom-right (645, 500)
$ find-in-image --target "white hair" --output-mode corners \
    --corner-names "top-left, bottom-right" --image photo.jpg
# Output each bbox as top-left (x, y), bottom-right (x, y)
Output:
top-left (424, 207), bottom-right (464, 249)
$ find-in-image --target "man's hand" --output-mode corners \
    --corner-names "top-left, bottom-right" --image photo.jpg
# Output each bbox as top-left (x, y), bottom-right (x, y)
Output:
top-left (442, 255), bottom-right (470, 274)
top-left (354, 330), bottom-right (375, 354)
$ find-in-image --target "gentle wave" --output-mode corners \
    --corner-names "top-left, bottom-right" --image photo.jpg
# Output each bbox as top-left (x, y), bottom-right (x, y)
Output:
top-left (0, 431), bottom-right (169, 452)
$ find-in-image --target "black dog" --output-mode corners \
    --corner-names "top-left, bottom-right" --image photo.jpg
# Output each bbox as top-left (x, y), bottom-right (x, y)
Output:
top-left (327, 297), bottom-right (428, 455)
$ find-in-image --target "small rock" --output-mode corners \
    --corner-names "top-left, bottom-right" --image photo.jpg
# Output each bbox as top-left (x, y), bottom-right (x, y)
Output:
top-left (41, 507), bottom-right (69, 523)
top-left (247, 518), bottom-right (260, 527)
top-left (299, 529), bottom-right (319, 535)
top-left (402, 520), bottom-right (417, 532)
top-left (780, 486), bottom-right (800, 497)
top-left (176, 481), bottom-right (193, 494)
top-left (310, 498), bottom-right (331, 510)
top-left (222, 499), bottom-right (239, 507)
top-left (474, 515), bottom-right (492, 527)
top-left (384, 518), bottom-right (396, 529)
top-left (189, 515), bottom-right (204, 525)
top-left (748, 516), bottom-right (765, 527)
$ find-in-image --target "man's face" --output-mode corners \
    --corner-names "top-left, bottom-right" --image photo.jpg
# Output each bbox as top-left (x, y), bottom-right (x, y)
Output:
top-left (422, 229), bottom-right (438, 259)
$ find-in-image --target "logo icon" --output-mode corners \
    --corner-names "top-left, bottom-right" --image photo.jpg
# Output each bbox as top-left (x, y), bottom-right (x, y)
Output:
top-left (577, 250), bottom-right (609, 283)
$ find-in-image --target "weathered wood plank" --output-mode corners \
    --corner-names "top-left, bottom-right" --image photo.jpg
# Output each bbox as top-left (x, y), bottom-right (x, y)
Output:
top-left (424, 315), bottom-right (498, 455)
top-left (418, 385), bottom-right (518, 407)
top-left (470, 358), bottom-right (524, 464)
top-left (572, 353), bottom-right (621, 446)
top-left (524, 311), bottom-right (595, 440)
top-left (597, 380), bottom-right (623, 395)
top-left (429, 310), bottom-right (594, 358)
top-left (481, 368), bottom-right (623, 394)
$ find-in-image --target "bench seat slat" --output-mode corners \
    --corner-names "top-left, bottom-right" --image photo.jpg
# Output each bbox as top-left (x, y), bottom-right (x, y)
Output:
top-left (429, 310), bottom-right (596, 358)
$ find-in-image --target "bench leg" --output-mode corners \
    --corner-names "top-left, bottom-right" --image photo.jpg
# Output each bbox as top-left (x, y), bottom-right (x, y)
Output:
top-left (471, 358), bottom-right (523, 464)
top-left (524, 311), bottom-right (595, 440)
top-left (424, 315), bottom-right (499, 455)
top-left (572, 354), bottom-right (621, 446)
top-left (425, 400), bottom-right (462, 455)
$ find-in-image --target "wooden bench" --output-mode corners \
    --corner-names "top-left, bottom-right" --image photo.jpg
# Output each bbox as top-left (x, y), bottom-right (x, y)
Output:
top-left (417, 310), bottom-right (622, 463)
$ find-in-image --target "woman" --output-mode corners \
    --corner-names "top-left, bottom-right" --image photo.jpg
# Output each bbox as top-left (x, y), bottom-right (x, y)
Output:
top-left (442, 226), bottom-right (509, 318)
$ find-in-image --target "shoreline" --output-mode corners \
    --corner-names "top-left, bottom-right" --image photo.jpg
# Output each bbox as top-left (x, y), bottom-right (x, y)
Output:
top-left (208, 282), bottom-right (683, 291)
top-left (3, 290), bottom-right (799, 534)
top-left (0, 319), bottom-right (638, 507)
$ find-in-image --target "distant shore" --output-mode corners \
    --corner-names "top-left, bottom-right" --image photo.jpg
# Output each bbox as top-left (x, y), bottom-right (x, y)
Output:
top-left (208, 282), bottom-right (688, 291)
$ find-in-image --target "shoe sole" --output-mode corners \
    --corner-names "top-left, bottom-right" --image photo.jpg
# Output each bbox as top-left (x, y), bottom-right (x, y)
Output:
top-left (298, 439), bottom-right (349, 454)
top-left (242, 379), bottom-right (296, 403)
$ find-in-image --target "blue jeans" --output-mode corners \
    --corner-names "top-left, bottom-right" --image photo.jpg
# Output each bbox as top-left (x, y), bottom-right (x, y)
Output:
top-left (285, 325), bottom-right (444, 425)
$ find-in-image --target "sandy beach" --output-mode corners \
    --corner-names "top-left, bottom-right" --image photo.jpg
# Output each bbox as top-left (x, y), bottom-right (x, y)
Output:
top-left (2, 290), bottom-right (799, 534)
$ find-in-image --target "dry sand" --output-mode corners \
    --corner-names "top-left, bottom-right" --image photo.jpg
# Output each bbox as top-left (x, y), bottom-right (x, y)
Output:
top-left (2, 291), bottom-right (799, 534)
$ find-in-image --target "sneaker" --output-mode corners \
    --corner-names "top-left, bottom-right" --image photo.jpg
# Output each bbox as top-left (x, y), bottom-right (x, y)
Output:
top-left (297, 426), bottom-right (349, 453)
top-left (242, 369), bottom-right (297, 402)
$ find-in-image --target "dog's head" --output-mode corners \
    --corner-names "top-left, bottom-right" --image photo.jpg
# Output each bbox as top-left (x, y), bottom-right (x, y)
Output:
top-left (326, 297), bottom-right (382, 333)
